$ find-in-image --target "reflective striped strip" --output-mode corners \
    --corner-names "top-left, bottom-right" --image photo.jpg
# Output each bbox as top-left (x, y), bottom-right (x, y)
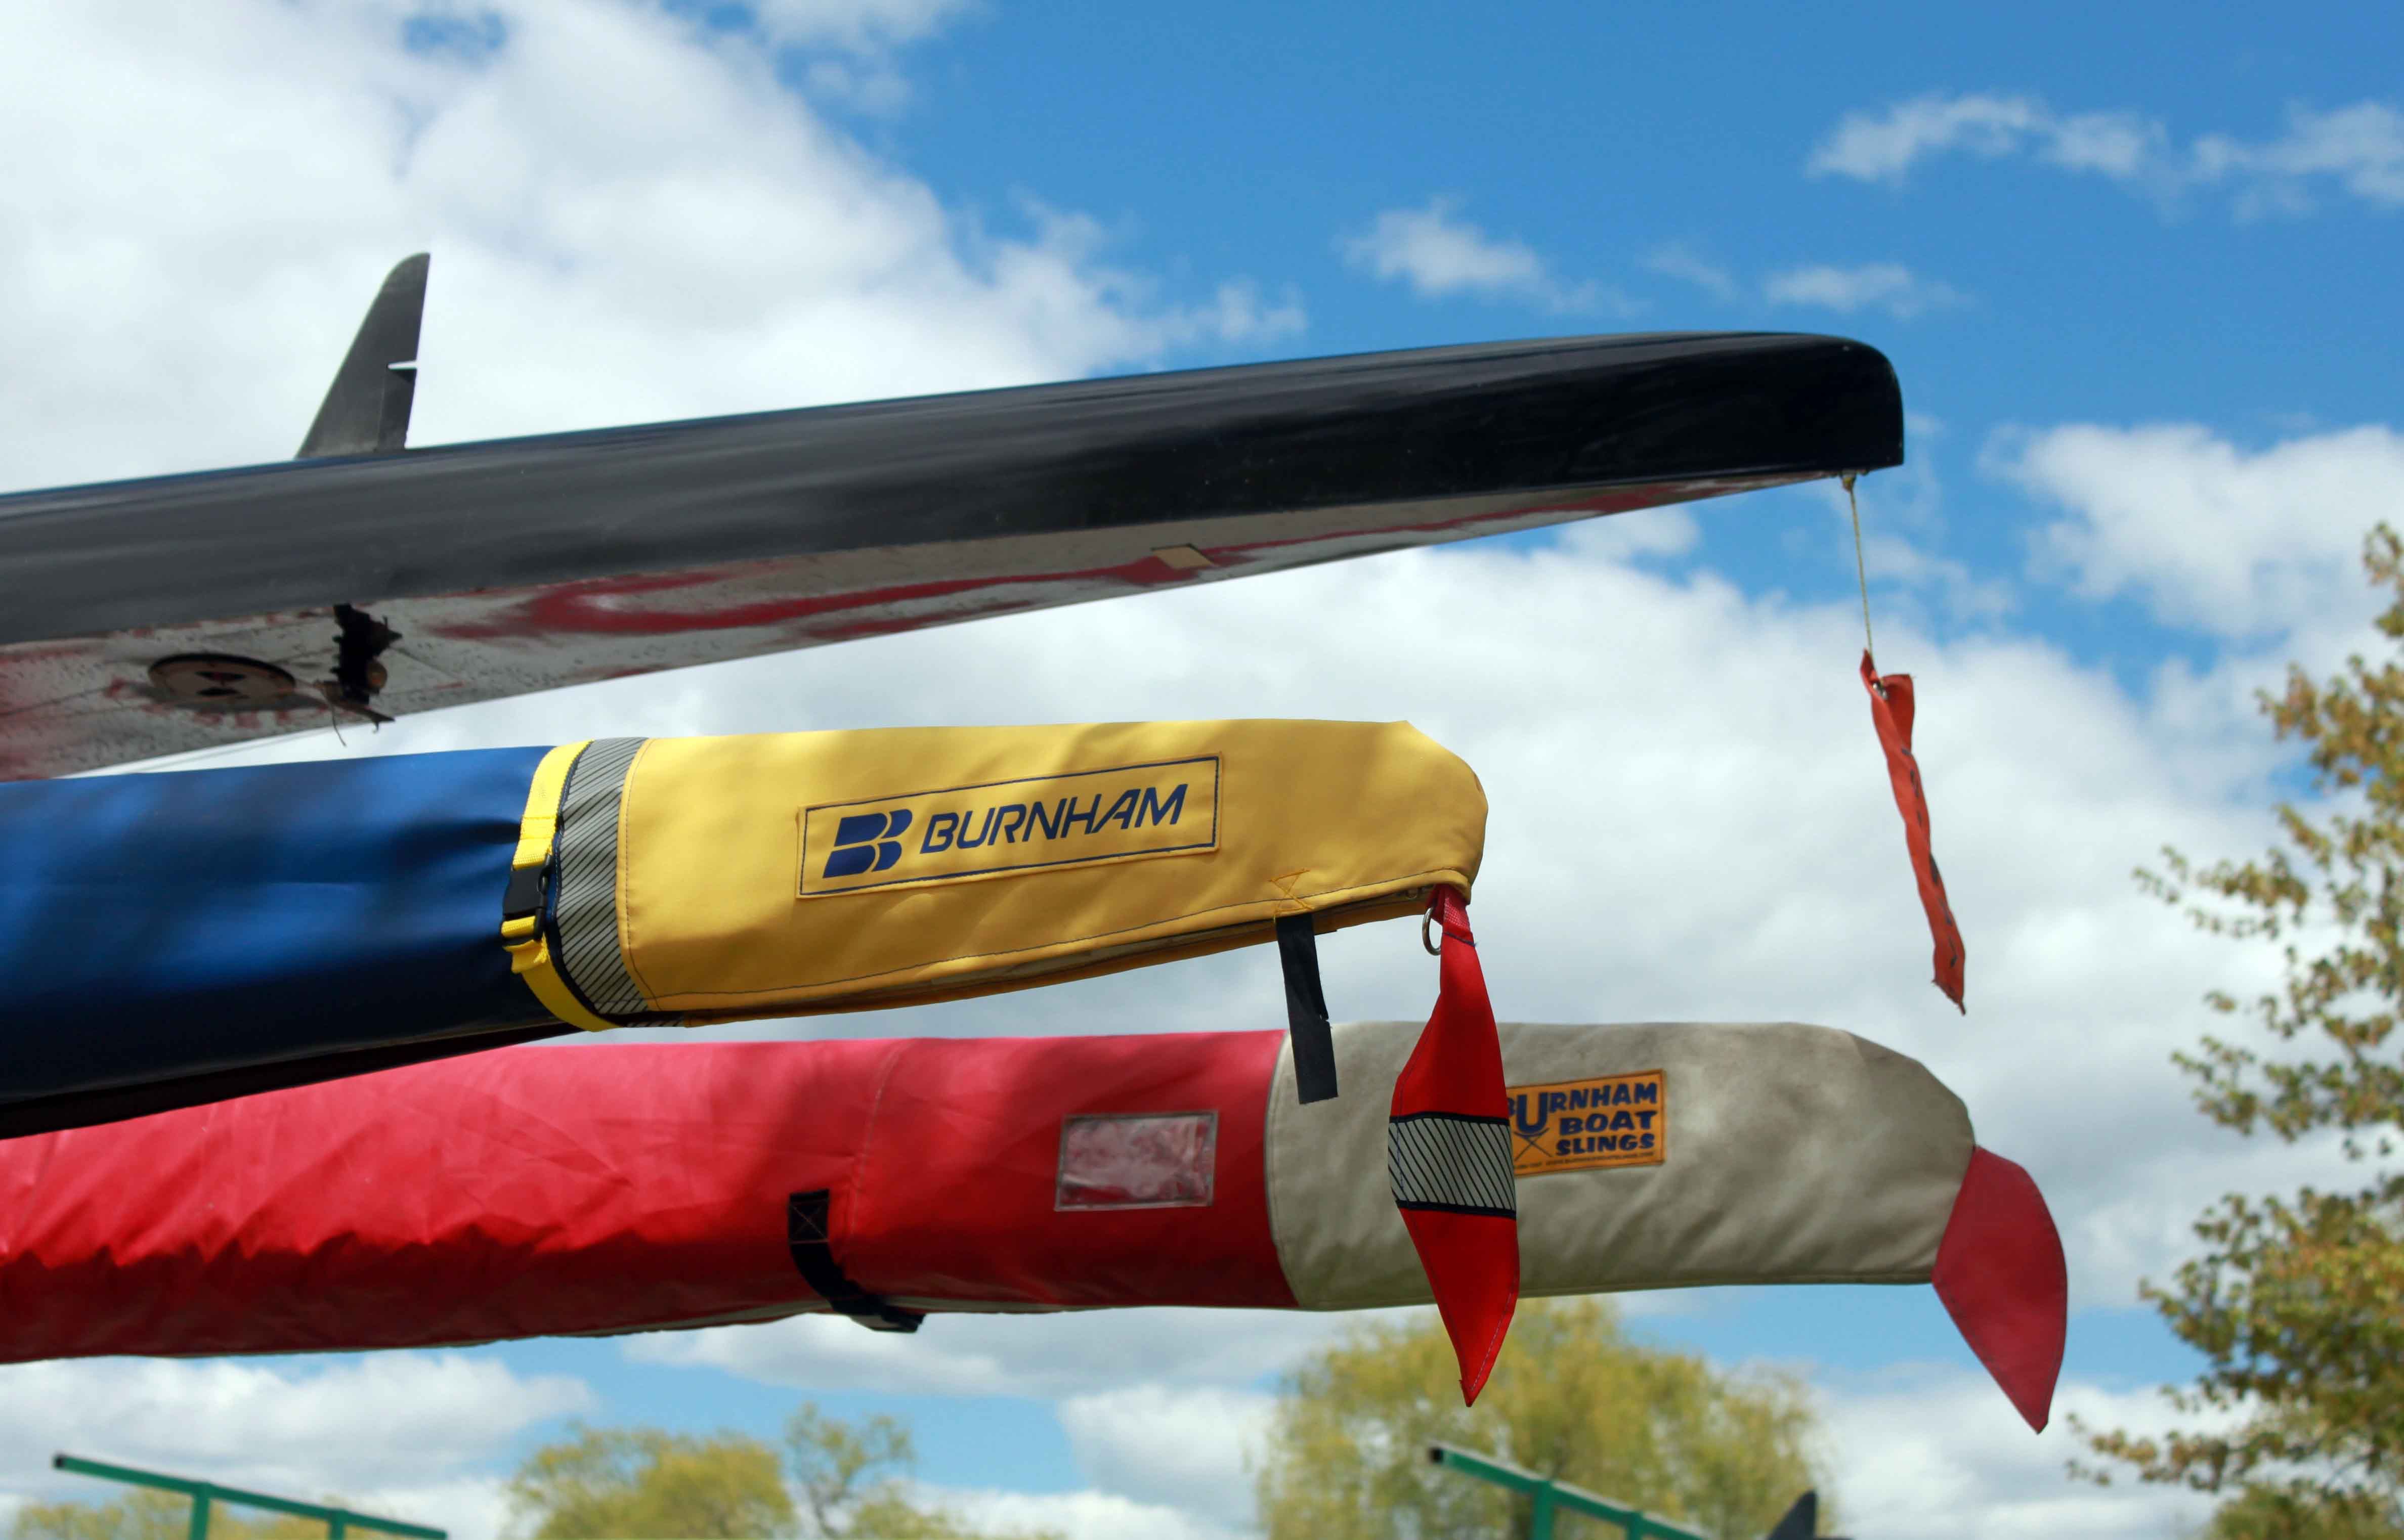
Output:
top-left (551, 736), bottom-right (651, 1020)
top-left (1388, 1112), bottom-right (1516, 1216)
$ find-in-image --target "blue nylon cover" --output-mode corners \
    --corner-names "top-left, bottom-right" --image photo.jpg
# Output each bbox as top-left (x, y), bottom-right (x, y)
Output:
top-left (0, 746), bottom-right (549, 1105)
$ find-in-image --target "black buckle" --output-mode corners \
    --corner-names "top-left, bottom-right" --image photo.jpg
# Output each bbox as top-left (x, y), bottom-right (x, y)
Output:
top-left (502, 863), bottom-right (546, 922)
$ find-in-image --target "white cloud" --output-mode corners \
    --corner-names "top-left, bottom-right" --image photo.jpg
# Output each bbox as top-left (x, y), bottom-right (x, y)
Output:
top-left (1339, 198), bottom-right (1634, 314)
top-left (2197, 101), bottom-right (2404, 215)
top-left (1860, 529), bottom-right (2014, 620)
top-left (1808, 92), bottom-right (2056, 182)
top-left (2043, 109), bottom-right (2172, 180)
top-left (1821, 1366), bottom-right (2225, 1539)
top-left (1647, 246), bottom-right (1961, 319)
top-left (1765, 261), bottom-right (1967, 319)
top-left (1341, 199), bottom-right (1543, 295)
top-left (1998, 421), bottom-right (2404, 640)
top-left (1796, 434), bottom-right (2016, 628)
top-left (345, 1478), bottom-right (517, 1540)
top-left (1998, 420), bottom-right (2404, 797)
top-left (1807, 91), bottom-right (2404, 215)
top-left (1804, 92), bottom-right (2172, 189)
top-left (1641, 243), bottom-right (1740, 301)
top-left (719, 0), bottom-right (983, 113)
top-left (748, 0), bottom-right (973, 52)
top-left (0, 1354), bottom-right (590, 1514)
top-left (1056, 1386), bottom-right (1274, 1524)
top-left (1180, 277), bottom-right (1310, 348)
top-left (624, 1306), bottom-right (1427, 1398)
top-left (925, 1483), bottom-right (1244, 1540)
top-left (0, 0), bottom-right (1299, 496)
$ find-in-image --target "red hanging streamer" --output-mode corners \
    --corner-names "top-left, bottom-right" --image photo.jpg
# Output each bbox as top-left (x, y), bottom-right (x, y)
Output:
top-left (1388, 886), bottom-right (1520, 1403)
top-left (1862, 651), bottom-right (1965, 1011)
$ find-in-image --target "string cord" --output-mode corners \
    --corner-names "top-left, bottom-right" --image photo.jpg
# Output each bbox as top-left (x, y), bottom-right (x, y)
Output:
top-left (1844, 472), bottom-right (1874, 665)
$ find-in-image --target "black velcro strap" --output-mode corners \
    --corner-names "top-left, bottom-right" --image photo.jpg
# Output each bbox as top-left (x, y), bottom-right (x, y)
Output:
top-left (1277, 912), bottom-right (1338, 1104)
top-left (786, 1190), bottom-right (922, 1333)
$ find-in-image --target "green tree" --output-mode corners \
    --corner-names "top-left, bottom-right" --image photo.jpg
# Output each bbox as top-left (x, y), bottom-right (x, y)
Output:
top-left (216, 1515), bottom-right (335, 1540)
top-left (2199, 1486), bottom-right (2404, 1540)
top-left (11, 1490), bottom-right (355, 1540)
top-left (499, 1407), bottom-right (1055, 1540)
top-left (11, 1490), bottom-right (192, 1540)
top-left (782, 1404), bottom-right (1057, 1540)
top-left (506, 1426), bottom-right (795, 1540)
top-left (783, 1406), bottom-right (909, 1539)
top-left (1253, 1296), bottom-right (1829, 1539)
top-left (2075, 526), bottom-right (2404, 1535)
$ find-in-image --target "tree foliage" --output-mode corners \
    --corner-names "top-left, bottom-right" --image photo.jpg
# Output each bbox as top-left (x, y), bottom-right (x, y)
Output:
top-left (507, 1427), bottom-right (794, 1540)
top-left (780, 1404), bottom-right (1053, 1540)
top-left (2200, 1485), bottom-right (2404, 1540)
top-left (11, 1489), bottom-right (352, 1540)
top-left (2076, 526), bottom-right (2404, 1535)
top-left (500, 1404), bottom-right (1056, 1540)
top-left (1253, 1295), bottom-right (1828, 1540)
top-left (11, 1490), bottom-right (194, 1540)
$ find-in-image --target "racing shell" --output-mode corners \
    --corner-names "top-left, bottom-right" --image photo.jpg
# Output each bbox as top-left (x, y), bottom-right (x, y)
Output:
top-left (0, 1020), bottom-right (2065, 1430)
top-left (0, 720), bottom-right (1481, 1135)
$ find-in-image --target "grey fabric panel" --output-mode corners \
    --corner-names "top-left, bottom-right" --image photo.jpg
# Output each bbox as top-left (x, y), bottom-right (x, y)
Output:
top-left (552, 737), bottom-right (651, 1018)
top-left (1388, 1115), bottom-right (1516, 1214)
top-left (1265, 1021), bottom-right (1976, 1310)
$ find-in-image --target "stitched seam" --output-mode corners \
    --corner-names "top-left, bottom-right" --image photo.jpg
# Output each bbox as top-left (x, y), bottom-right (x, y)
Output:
top-left (1261, 1042), bottom-right (1300, 1304)
top-left (617, 737), bottom-right (662, 1003)
top-left (840, 1041), bottom-right (911, 1291)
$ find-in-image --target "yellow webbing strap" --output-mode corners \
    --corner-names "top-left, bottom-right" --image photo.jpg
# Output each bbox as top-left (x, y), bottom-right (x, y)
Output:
top-left (499, 740), bottom-right (616, 1033)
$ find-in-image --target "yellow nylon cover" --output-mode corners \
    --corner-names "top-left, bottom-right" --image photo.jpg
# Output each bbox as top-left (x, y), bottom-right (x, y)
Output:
top-left (587, 720), bottom-right (1482, 1021)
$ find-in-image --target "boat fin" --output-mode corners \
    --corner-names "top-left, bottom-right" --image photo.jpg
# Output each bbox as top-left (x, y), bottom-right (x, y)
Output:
top-left (297, 253), bottom-right (427, 458)
top-left (1761, 1490), bottom-right (1817, 1540)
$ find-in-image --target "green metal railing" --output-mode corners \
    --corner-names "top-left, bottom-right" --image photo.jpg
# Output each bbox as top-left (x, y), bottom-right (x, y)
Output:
top-left (1427, 1442), bottom-right (1710, 1540)
top-left (52, 1455), bottom-right (447, 1540)
top-left (1426, 1444), bottom-right (1827, 1540)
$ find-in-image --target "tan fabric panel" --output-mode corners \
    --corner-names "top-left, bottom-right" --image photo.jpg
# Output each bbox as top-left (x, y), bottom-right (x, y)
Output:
top-left (1266, 1021), bottom-right (1974, 1310)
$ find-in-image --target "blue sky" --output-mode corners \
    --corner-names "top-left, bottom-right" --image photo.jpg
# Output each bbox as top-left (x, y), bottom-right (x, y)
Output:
top-left (863, 0), bottom-right (2402, 676)
top-left (1, 3), bottom-right (2400, 1537)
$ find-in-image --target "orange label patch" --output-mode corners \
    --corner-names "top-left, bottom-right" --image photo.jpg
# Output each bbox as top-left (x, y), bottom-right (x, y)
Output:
top-left (1507, 1070), bottom-right (1665, 1177)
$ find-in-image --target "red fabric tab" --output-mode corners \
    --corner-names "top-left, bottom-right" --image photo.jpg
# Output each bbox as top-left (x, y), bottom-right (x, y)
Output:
top-left (1397, 1206), bottom-right (1518, 1398)
top-left (1931, 1147), bottom-right (2068, 1432)
top-left (1862, 651), bottom-right (1966, 1011)
top-left (1390, 887), bottom-right (1520, 1403)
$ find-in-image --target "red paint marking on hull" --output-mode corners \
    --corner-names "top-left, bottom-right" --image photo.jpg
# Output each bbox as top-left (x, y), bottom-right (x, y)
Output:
top-left (424, 486), bottom-right (1688, 644)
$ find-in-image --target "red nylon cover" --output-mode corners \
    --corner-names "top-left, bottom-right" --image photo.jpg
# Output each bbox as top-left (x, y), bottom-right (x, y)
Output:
top-left (1390, 889), bottom-right (1519, 1404)
top-left (1932, 1146), bottom-right (2068, 1432)
top-left (1863, 651), bottom-right (1967, 1010)
top-left (0, 1032), bottom-right (1293, 1362)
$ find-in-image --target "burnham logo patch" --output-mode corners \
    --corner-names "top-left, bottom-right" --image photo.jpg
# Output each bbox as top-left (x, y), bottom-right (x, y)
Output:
top-left (1508, 1070), bottom-right (1665, 1177)
top-left (799, 756), bottom-right (1220, 897)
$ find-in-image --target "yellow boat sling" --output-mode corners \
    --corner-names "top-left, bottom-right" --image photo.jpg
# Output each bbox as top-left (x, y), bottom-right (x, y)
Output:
top-left (501, 721), bottom-right (1486, 1098)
